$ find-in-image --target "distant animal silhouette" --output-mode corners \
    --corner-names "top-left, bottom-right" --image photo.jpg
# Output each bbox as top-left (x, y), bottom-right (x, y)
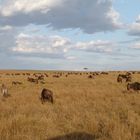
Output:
top-left (127, 82), bottom-right (140, 92)
top-left (1, 84), bottom-right (8, 97)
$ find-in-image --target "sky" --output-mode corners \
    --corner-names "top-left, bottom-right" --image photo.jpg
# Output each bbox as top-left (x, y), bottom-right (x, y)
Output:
top-left (0, 0), bottom-right (140, 71)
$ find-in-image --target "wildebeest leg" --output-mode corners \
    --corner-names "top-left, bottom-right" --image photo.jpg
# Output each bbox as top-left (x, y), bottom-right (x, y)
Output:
top-left (2, 89), bottom-right (5, 97)
top-left (3, 91), bottom-right (6, 97)
top-left (127, 89), bottom-right (132, 94)
top-left (42, 100), bottom-right (44, 104)
top-left (49, 96), bottom-right (53, 104)
top-left (40, 97), bottom-right (44, 104)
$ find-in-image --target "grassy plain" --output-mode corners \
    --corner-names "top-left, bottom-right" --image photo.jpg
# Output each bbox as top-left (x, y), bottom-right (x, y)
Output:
top-left (0, 70), bottom-right (140, 140)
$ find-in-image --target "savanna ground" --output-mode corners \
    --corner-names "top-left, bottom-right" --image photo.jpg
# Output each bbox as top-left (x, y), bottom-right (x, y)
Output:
top-left (0, 70), bottom-right (140, 140)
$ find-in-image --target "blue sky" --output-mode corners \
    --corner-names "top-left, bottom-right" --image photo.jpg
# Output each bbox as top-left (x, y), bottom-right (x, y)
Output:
top-left (0, 0), bottom-right (140, 71)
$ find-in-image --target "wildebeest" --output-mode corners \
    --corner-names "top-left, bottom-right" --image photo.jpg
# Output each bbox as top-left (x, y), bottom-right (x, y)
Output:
top-left (40, 88), bottom-right (53, 104)
top-left (117, 75), bottom-right (123, 83)
top-left (14, 73), bottom-right (21, 76)
top-left (27, 77), bottom-right (38, 84)
top-left (37, 75), bottom-right (44, 80)
top-left (118, 74), bottom-right (127, 79)
top-left (101, 72), bottom-right (108, 75)
top-left (117, 73), bottom-right (132, 83)
top-left (88, 75), bottom-right (94, 79)
top-left (44, 73), bottom-right (49, 77)
top-left (126, 76), bottom-right (132, 82)
top-left (127, 82), bottom-right (140, 92)
top-left (126, 72), bottom-right (132, 76)
top-left (53, 75), bottom-right (59, 78)
top-left (12, 81), bottom-right (22, 85)
top-left (1, 84), bottom-right (8, 97)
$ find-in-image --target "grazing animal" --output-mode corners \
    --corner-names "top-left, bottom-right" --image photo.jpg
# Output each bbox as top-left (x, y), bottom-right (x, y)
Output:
top-left (117, 75), bottom-right (123, 83)
top-left (1, 84), bottom-right (8, 97)
top-left (88, 75), bottom-right (94, 79)
top-left (38, 75), bottom-right (44, 80)
top-left (101, 72), bottom-right (108, 75)
top-left (127, 82), bottom-right (140, 92)
top-left (126, 72), bottom-right (132, 76)
top-left (27, 77), bottom-right (38, 84)
top-left (126, 76), bottom-right (132, 82)
top-left (40, 88), bottom-right (53, 104)
top-left (117, 74), bottom-right (132, 83)
top-left (118, 74), bottom-right (127, 79)
top-left (12, 81), bottom-right (22, 85)
top-left (44, 73), bottom-right (49, 77)
top-left (53, 75), bottom-right (59, 78)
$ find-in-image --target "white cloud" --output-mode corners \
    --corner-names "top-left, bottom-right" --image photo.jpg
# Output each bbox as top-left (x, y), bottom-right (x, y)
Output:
top-left (66, 56), bottom-right (77, 60)
top-left (0, 0), bottom-right (61, 16)
top-left (0, 0), bottom-right (122, 34)
top-left (12, 33), bottom-right (71, 58)
top-left (11, 33), bottom-right (117, 57)
top-left (0, 26), bottom-right (17, 53)
top-left (130, 42), bottom-right (140, 49)
top-left (128, 23), bottom-right (140, 36)
top-left (128, 15), bottom-right (140, 36)
top-left (136, 15), bottom-right (140, 22)
top-left (75, 40), bottom-right (116, 53)
top-left (0, 25), bottom-right (13, 31)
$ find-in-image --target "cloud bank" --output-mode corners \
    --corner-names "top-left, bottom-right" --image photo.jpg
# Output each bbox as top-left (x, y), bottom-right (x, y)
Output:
top-left (0, 0), bottom-right (121, 33)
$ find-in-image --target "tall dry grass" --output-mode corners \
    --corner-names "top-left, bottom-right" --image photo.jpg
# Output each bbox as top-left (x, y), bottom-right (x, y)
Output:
top-left (0, 71), bottom-right (140, 140)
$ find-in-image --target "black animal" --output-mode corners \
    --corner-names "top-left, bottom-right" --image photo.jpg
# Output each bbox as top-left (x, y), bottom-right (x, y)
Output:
top-left (127, 82), bottom-right (140, 92)
top-left (40, 88), bottom-right (53, 104)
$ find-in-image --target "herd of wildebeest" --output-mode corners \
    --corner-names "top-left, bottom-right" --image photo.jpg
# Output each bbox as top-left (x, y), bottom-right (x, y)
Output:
top-left (0, 71), bottom-right (140, 104)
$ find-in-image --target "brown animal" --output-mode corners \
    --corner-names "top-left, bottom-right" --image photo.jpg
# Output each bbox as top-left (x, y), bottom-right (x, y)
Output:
top-left (88, 75), bottom-right (94, 79)
top-left (101, 72), bottom-right (108, 75)
top-left (1, 84), bottom-right (8, 97)
top-left (126, 72), bottom-right (132, 76)
top-left (117, 74), bottom-right (132, 83)
top-left (119, 74), bottom-right (128, 79)
top-left (117, 75), bottom-right (123, 83)
top-left (126, 76), bottom-right (132, 82)
top-left (27, 77), bottom-right (38, 84)
top-left (12, 81), bottom-right (22, 85)
top-left (38, 75), bottom-right (44, 80)
top-left (40, 88), bottom-right (53, 104)
top-left (44, 73), bottom-right (49, 77)
top-left (127, 82), bottom-right (140, 92)
top-left (53, 75), bottom-right (59, 78)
